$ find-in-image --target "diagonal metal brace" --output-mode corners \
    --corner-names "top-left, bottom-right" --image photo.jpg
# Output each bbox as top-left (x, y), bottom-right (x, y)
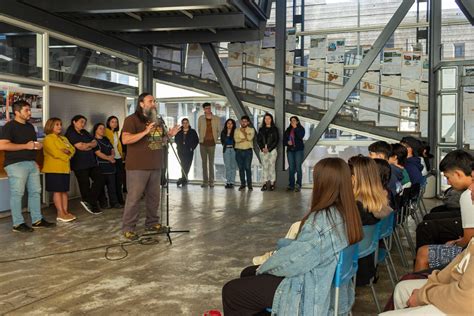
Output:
top-left (303, 0), bottom-right (415, 160)
top-left (201, 43), bottom-right (261, 160)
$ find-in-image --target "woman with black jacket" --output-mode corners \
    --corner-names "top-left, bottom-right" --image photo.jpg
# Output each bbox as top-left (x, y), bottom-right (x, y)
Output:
top-left (257, 113), bottom-right (279, 191)
top-left (283, 116), bottom-right (305, 192)
top-left (221, 118), bottom-right (237, 188)
top-left (175, 118), bottom-right (199, 187)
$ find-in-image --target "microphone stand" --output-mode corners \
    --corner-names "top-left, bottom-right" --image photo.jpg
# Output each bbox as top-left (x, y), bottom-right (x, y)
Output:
top-left (157, 115), bottom-right (190, 244)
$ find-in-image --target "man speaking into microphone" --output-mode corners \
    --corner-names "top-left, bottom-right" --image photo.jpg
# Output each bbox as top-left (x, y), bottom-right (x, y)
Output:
top-left (121, 92), bottom-right (180, 241)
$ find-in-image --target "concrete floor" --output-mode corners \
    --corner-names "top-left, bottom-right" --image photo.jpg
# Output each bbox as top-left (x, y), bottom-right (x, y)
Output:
top-left (0, 185), bottom-right (440, 315)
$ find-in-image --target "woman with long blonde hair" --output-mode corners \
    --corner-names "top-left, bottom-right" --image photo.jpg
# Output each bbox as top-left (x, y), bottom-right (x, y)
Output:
top-left (348, 155), bottom-right (388, 224)
top-left (348, 155), bottom-right (390, 286)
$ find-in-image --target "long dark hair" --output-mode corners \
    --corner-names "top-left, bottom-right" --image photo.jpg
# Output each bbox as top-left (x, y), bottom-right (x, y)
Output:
top-left (260, 112), bottom-right (275, 129)
top-left (286, 115), bottom-right (302, 131)
top-left (222, 118), bottom-right (236, 138)
top-left (106, 116), bottom-right (120, 132)
top-left (66, 114), bottom-right (87, 134)
top-left (299, 158), bottom-right (363, 245)
top-left (135, 92), bottom-right (153, 123)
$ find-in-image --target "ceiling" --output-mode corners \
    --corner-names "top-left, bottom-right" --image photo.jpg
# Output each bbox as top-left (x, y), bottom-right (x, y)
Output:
top-left (2, 0), bottom-right (271, 51)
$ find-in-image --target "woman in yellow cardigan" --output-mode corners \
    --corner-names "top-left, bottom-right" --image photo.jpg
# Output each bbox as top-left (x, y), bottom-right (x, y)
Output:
top-left (105, 116), bottom-right (125, 204)
top-left (42, 118), bottom-right (76, 222)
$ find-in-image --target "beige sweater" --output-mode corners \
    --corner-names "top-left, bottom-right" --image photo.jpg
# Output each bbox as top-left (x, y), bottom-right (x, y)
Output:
top-left (234, 127), bottom-right (255, 150)
top-left (417, 238), bottom-right (474, 314)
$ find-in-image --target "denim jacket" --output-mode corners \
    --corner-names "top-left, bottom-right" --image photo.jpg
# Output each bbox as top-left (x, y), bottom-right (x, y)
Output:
top-left (257, 207), bottom-right (353, 315)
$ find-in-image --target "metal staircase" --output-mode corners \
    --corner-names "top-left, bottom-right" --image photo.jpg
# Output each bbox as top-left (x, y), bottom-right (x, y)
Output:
top-left (155, 67), bottom-right (422, 141)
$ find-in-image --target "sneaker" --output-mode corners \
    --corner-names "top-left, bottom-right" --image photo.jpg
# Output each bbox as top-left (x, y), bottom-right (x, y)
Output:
top-left (32, 219), bottom-right (56, 229)
top-left (144, 224), bottom-right (169, 235)
top-left (224, 183), bottom-right (231, 189)
top-left (57, 214), bottom-right (76, 222)
top-left (261, 183), bottom-right (267, 191)
top-left (238, 185), bottom-right (246, 191)
top-left (294, 185), bottom-right (301, 192)
top-left (123, 231), bottom-right (139, 241)
top-left (91, 207), bottom-right (103, 215)
top-left (12, 223), bottom-right (34, 233)
top-left (80, 200), bottom-right (93, 213)
top-left (248, 186), bottom-right (253, 191)
top-left (286, 186), bottom-right (294, 191)
top-left (201, 183), bottom-right (208, 188)
top-left (209, 183), bottom-right (215, 188)
top-left (111, 203), bottom-right (124, 209)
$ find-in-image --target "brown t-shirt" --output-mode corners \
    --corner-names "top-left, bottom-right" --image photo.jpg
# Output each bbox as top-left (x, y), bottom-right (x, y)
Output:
top-left (122, 113), bottom-right (163, 170)
top-left (203, 118), bottom-right (215, 147)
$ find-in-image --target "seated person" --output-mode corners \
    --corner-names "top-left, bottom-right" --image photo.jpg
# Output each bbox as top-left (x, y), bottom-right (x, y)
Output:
top-left (374, 158), bottom-right (397, 214)
top-left (380, 237), bottom-right (474, 315)
top-left (388, 143), bottom-right (412, 190)
top-left (414, 149), bottom-right (474, 271)
top-left (400, 137), bottom-right (423, 186)
top-left (368, 141), bottom-right (402, 200)
top-left (222, 158), bottom-right (363, 316)
top-left (348, 156), bottom-right (390, 285)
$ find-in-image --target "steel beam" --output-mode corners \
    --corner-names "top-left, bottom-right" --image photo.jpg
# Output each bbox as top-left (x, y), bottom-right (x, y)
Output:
top-left (22, 0), bottom-right (229, 13)
top-left (455, 0), bottom-right (474, 25)
top-left (121, 26), bottom-right (266, 44)
top-left (201, 43), bottom-right (260, 159)
top-left (275, 0), bottom-right (288, 188)
top-left (80, 13), bottom-right (246, 32)
top-left (232, 1), bottom-right (268, 28)
top-left (0, 1), bottom-right (142, 59)
top-left (302, 0), bottom-right (415, 161)
top-left (65, 47), bottom-right (92, 84)
top-left (428, 0), bottom-right (441, 168)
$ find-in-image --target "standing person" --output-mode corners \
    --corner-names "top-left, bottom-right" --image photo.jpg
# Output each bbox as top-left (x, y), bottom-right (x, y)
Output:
top-left (234, 115), bottom-right (255, 191)
top-left (105, 116), bottom-right (125, 205)
top-left (174, 117), bottom-right (199, 187)
top-left (257, 113), bottom-right (279, 191)
top-left (221, 118), bottom-right (237, 189)
top-left (197, 102), bottom-right (220, 188)
top-left (94, 123), bottom-right (122, 209)
top-left (222, 158), bottom-right (363, 315)
top-left (0, 100), bottom-right (55, 232)
top-left (65, 115), bottom-right (104, 214)
top-left (283, 116), bottom-right (305, 192)
top-left (42, 118), bottom-right (76, 222)
top-left (121, 92), bottom-right (179, 241)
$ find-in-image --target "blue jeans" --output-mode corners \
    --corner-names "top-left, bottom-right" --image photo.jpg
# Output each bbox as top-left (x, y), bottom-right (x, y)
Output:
top-left (287, 150), bottom-right (303, 188)
top-left (223, 148), bottom-right (237, 185)
top-left (4, 161), bottom-right (43, 226)
top-left (235, 149), bottom-right (253, 187)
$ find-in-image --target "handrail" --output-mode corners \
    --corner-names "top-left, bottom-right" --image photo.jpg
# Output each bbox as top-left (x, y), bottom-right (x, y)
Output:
top-left (243, 77), bottom-right (418, 122)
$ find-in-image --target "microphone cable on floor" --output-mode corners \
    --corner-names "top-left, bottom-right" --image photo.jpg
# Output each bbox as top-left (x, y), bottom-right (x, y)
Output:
top-left (0, 235), bottom-right (160, 264)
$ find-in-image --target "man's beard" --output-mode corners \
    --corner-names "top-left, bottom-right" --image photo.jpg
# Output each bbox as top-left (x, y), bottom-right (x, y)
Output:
top-left (144, 107), bottom-right (158, 123)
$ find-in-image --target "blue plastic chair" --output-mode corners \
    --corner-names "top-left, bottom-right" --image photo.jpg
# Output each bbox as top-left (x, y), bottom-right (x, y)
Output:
top-left (377, 212), bottom-right (398, 288)
top-left (333, 243), bottom-right (359, 315)
top-left (358, 223), bottom-right (382, 313)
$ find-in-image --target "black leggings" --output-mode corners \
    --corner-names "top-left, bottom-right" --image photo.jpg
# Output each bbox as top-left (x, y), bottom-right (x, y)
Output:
top-left (222, 265), bottom-right (283, 316)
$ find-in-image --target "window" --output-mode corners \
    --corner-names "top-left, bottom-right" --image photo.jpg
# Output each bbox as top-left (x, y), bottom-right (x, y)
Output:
top-left (453, 43), bottom-right (465, 58)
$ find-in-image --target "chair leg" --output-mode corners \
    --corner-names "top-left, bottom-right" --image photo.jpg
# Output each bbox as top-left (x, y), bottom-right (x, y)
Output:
top-left (401, 223), bottom-right (416, 256)
top-left (384, 238), bottom-right (398, 284)
top-left (394, 228), bottom-right (409, 269)
top-left (334, 287), bottom-right (339, 316)
top-left (384, 258), bottom-right (396, 289)
top-left (369, 281), bottom-right (382, 313)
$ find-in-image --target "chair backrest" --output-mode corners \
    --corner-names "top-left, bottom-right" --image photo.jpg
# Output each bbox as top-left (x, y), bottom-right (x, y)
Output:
top-left (379, 211), bottom-right (395, 239)
top-left (358, 223), bottom-right (381, 259)
top-left (333, 243), bottom-right (359, 288)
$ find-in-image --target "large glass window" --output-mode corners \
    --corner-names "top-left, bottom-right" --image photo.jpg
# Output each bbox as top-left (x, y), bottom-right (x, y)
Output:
top-left (440, 94), bottom-right (457, 143)
top-left (49, 37), bottom-right (139, 95)
top-left (0, 22), bottom-right (42, 79)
